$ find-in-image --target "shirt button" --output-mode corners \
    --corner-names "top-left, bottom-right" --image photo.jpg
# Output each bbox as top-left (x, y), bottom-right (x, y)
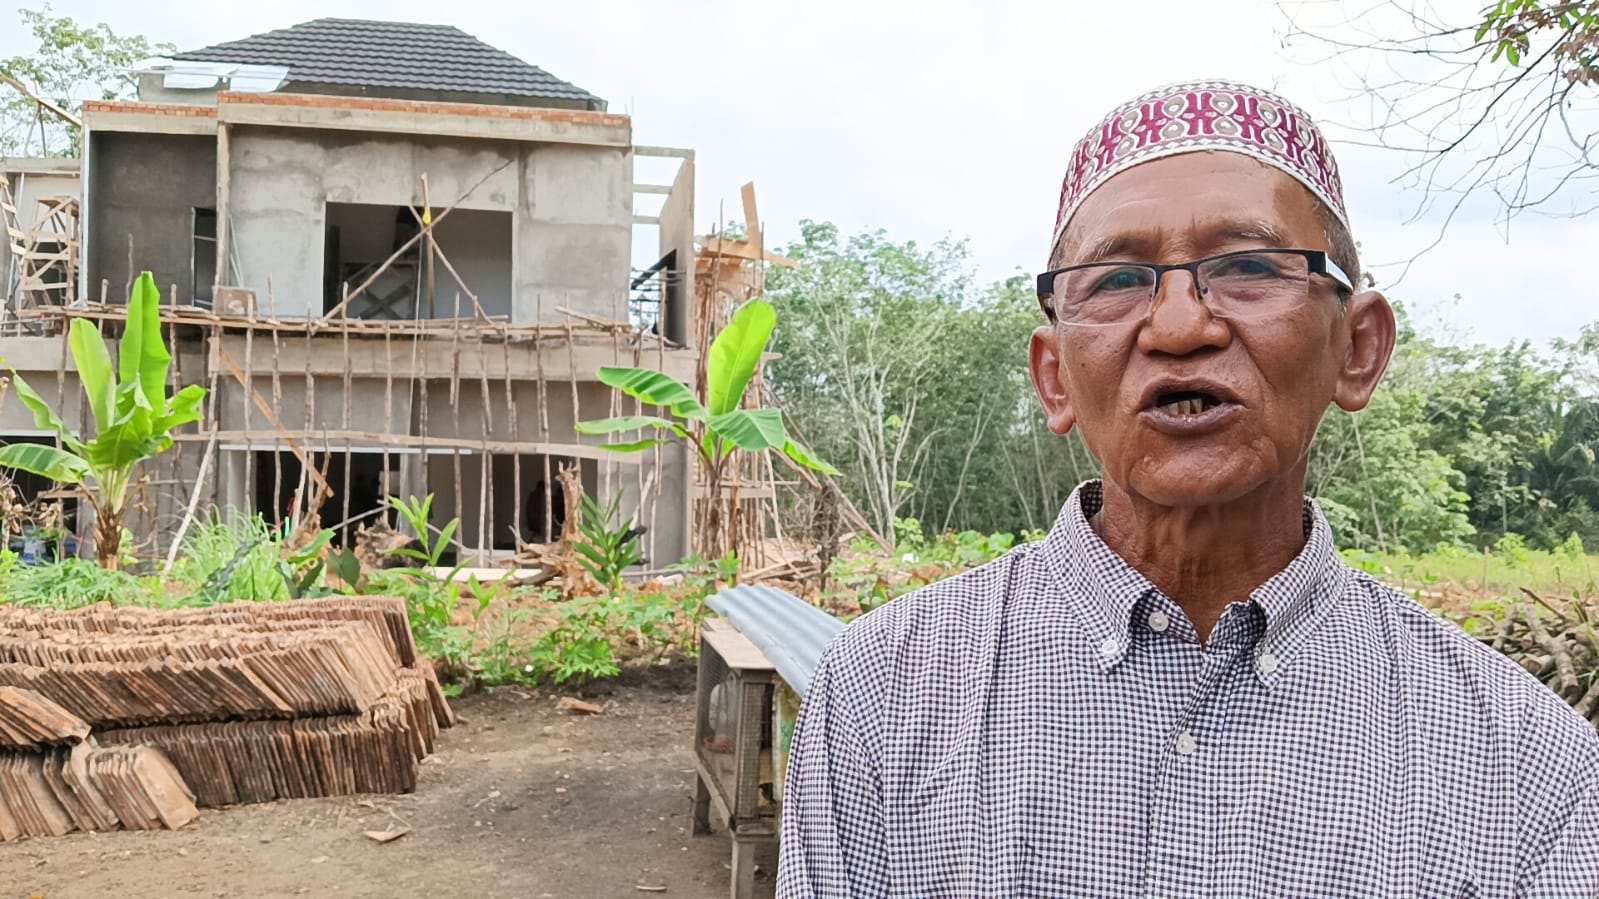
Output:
top-left (1174, 732), bottom-right (1197, 756)
top-left (1257, 652), bottom-right (1279, 675)
top-left (1099, 637), bottom-right (1121, 658)
top-left (1147, 611), bottom-right (1170, 633)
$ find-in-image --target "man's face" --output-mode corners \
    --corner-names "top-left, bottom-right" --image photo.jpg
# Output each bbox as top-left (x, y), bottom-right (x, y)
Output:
top-left (1029, 152), bottom-right (1396, 509)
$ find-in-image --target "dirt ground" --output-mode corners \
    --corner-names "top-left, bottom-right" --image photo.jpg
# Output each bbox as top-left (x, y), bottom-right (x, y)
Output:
top-left (0, 668), bottom-right (774, 899)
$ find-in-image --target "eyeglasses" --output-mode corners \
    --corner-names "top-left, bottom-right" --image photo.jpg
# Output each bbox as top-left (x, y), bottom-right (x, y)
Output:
top-left (1035, 248), bottom-right (1354, 327)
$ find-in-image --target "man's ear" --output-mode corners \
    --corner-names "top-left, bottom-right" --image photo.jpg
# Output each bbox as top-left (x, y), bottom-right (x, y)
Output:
top-left (1030, 326), bottom-right (1078, 435)
top-left (1332, 290), bottom-right (1396, 412)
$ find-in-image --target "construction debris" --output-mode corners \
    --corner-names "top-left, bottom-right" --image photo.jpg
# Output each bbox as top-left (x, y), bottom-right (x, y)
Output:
top-left (1475, 594), bottom-right (1599, 727)
top-left (0, 596), bottom-right (453, 839)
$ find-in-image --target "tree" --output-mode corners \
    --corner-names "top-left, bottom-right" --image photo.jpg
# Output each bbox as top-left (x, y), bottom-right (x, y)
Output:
top-left (575, 298), bottom-right (836, 563)
top-left (766, 224), bottom-right (1099, 540)
top-left (1, 5), bottom-right (173, 156)
top-left (0, 272), bottom-right (207, 569)
top-left (1280, 1), bottom-right (1599, 237)
top-left (764, 222), bottom-right (963, 537)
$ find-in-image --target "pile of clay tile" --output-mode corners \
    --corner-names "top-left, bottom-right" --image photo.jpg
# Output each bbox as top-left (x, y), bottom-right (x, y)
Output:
top-left (0, 686), bottom-right (198, 839)
top-left (0, 596), bottom-right (453, 837)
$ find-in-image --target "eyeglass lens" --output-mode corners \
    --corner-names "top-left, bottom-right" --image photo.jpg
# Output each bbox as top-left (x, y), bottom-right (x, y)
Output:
top-left (1049, 251), bottom-right (1315, 327)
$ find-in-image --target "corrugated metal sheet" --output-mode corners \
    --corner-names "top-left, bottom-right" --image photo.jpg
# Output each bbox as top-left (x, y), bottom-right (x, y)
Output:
top-left (706, 585), bottom-right (845, 700)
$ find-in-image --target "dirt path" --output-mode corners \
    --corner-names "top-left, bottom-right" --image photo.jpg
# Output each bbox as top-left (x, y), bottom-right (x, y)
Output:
top-left (0, 675), bottom-right (772, 899)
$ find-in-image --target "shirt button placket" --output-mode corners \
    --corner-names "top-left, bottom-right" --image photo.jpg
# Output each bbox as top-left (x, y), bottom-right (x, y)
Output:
top-left (1148, 646), bottom-right (1233, 896)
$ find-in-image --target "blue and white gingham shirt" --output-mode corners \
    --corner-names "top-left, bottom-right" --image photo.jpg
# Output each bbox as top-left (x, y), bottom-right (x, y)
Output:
top-left (778, 481), bottom-right (1599, 897)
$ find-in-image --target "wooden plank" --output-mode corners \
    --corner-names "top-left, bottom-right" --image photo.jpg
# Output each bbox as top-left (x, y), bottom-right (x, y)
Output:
top-left (170, 429), bottom-right (645, 464)
top-left (701, 620), bottom-right (775, 673)
top-left (0, 74), bottom-right (81, 127)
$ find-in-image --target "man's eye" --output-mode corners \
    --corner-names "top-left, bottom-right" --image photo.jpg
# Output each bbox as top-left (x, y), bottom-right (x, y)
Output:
top-left (1209, 255), bottom-right (1280, 278)
top-left (1092, 267), bottom-right (1150, 293)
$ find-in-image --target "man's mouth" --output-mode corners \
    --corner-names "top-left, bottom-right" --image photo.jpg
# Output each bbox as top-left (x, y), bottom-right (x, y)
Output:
top-left (1137, 380), bottom-right (1242, 434)
top-left (1153, 390), bottom-right (1223, 417)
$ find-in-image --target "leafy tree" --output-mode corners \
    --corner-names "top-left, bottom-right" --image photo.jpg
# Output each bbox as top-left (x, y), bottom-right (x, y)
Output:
top-left (0, 272), bottom-right (207, 569)
top-left (766, 224), bottom-right (1096, 539)
top-left (1, 5), bottom-right (173, 156)
top-left (1280, 0), bottom-right (1599, 229)
top-left (758, 220), bottom-right (1598, 556)
top-left (764, 222), bottom-right (965, 536)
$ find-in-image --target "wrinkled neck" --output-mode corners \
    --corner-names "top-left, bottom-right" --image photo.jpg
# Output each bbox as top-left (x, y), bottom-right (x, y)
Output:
top-left (1092, 477), bottom-right (1308, 643)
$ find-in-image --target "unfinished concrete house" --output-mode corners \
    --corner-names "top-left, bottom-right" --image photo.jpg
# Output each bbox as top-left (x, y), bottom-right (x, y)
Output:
top-left (0, 18), bottom-right (700, 565)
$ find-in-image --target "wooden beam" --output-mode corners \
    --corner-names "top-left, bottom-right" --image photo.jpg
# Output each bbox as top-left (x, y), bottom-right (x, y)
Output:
top-left (174, 429), bottom-right (646, 463)
top-left (214, 123), bottom-right (230, 291)
top-left (0, 74), bottom-right (81, 128)
top-left (632, 145), bottom-right (693, 158)
top-left (697, 235), bottom-right (798, 268)
top-left (211, 333), bottom-right (696, 382)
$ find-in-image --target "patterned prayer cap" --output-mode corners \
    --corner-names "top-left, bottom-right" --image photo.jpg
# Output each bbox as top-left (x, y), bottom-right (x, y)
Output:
top-left (1051, 79), bottom-right (1348, 259)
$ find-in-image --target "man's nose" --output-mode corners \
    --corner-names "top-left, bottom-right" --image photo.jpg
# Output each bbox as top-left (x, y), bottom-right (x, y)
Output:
top-left (1138, 269), bottom-right (1230, 355)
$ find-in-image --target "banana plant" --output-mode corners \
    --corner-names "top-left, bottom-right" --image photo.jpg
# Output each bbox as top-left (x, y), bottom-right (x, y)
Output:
top-left (575, 298), bottom-right (836, 561)
top-left (0, 272), bottom-right (208, 570)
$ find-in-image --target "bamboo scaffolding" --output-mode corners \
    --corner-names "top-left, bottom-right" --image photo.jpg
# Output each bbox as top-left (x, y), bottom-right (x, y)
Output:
top-left (20, 181), bottom-right (758, 574)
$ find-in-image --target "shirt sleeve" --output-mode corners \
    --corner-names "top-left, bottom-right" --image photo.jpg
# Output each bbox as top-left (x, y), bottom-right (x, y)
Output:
top-left (776, 645), bottom-right (890, 899)
top-left (1512, 691), bottom-right (1599, 899)
top-left (1515, 761), bottom-right (1599, 899)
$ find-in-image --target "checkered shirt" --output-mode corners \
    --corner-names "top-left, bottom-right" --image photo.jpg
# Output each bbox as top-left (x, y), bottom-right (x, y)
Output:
top-left (777, 481), bottom-right (1599, 898)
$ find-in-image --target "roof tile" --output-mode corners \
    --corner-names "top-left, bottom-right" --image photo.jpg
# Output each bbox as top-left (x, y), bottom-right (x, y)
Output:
top-left (172, 18), bottom-right (601, 106)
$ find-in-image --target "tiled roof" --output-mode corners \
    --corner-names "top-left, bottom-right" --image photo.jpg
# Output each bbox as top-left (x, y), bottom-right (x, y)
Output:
top-left (173, 18), bottom-right (602, 106)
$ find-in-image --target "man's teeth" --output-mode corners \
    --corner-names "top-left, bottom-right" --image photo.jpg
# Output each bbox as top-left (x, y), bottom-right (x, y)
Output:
top-left (1159, 398), bottom-right (1211, 416)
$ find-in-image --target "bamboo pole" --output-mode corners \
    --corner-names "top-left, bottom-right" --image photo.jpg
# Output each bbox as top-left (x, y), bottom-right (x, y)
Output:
top-left (416, 318), bottom-right (431, 529)
top-left (449, 291), bottom-right (465, 553)
top-left (214, 344), bottom-right (331, 495)
top-left (163, 437), bottom-right (215, 574)
top-left (341, 311), bottom-right (354, 539)
top-left (268, 280), bottom-right (283, 525)
top-left (204, 327), bottom-right (222, 514)
top-left (477, 322), bottom-right (494, 559)
top-left (536, 294), bottom-right (552, 543)
top-left (303, 301), bottom-right (318, 528)
top-left (241, 289), bottom-right (255, 516)
top-left (382, 318), bottom-right (394, 507)
top-left (503, 334), bottom-right (520, 548)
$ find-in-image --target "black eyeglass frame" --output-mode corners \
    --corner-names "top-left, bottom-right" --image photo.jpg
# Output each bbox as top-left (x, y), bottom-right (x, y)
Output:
top-left (1034, 248), bottom-right (1355, 322)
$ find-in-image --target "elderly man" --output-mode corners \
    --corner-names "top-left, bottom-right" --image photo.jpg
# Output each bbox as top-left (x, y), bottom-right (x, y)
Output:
top-left (776, 80), bottom-right (1599, 897)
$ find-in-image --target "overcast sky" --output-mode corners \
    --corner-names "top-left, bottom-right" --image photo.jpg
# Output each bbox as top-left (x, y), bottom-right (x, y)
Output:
top-left (5, 0), bottom-right (1596, 347)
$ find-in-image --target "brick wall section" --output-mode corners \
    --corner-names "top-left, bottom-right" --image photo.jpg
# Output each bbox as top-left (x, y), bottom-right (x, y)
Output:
top-left (216, 92), bottom-right (629, 127)
top-left (82, 101), bottom-right (217, 118)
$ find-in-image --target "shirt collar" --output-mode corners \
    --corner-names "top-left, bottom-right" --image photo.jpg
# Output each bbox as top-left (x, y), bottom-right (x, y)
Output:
top-left (1042, 479), bottom-right (1347, 680)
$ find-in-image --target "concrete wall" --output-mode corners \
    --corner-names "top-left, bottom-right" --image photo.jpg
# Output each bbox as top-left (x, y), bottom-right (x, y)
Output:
top-left (436, 210), bottom-right (512, 318)
top-left (226, 128), bottom-right (628, 322)
top-left (85, 132), bottom-right (216, 306)
top-left (656, 156), bottom-right (696, 343)
top-left (516, 143), bottom-right (631, 323)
